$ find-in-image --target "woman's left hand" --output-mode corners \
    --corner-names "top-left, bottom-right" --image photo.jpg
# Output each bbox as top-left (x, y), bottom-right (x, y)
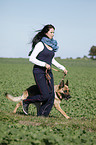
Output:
top-left (64, 69), bottom-right (68, 75)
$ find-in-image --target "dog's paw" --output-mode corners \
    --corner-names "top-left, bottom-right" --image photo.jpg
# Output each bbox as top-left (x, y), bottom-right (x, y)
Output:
top-left (66, 116), bottom-right (72, 119)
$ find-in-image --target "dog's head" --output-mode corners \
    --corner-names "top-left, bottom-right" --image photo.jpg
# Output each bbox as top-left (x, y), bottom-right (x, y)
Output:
top-left (56, 79), bottom-right (71, 100)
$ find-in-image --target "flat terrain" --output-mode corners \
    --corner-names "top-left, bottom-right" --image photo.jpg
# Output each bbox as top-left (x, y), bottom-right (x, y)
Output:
top-left (0, 58), bottom-right (96, 145)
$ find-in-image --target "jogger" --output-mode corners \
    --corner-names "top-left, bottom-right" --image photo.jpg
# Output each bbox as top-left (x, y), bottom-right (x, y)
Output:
top-left (23, 24), bottom-right (67, 116)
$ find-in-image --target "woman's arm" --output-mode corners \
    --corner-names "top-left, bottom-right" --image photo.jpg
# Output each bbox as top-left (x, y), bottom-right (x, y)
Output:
top-left (52, 57), bottom-right (66, 71)
top-left (52, 57), bottom-right (68, 74)
top-left (29, 42), bottom-right (46, 67)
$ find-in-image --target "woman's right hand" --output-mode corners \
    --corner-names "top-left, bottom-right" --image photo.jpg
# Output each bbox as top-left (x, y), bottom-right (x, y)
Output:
top-left (45, 63), bottom-right (51, 70)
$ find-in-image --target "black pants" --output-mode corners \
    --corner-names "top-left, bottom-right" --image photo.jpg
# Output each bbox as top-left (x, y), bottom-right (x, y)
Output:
top-left (24, 70), bottom-right (54, 116)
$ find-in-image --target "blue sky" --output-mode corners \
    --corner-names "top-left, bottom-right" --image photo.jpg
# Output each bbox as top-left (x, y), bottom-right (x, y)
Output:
top-left (0, 0), bottom-right (96, 58)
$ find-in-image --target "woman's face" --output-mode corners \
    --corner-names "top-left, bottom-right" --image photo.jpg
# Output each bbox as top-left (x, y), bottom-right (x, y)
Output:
top-left (45, 28), bottom-right (54, 39)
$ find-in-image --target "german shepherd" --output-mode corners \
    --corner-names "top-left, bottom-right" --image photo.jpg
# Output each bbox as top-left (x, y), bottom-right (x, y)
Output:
top-left (6, 79), bottom-right (71, 119)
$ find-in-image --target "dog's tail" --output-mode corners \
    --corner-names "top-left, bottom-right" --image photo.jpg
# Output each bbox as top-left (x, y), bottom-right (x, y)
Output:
top-left (5, 90), bottom-right (28, 102)
top-left (5, 93), bottom-right (22, 102)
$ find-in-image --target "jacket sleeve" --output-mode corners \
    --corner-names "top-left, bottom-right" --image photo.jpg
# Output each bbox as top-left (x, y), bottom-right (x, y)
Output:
top-left (29, 42), bottom-right (46, 67)
top-left (52, 57), bottom-right (66, 71)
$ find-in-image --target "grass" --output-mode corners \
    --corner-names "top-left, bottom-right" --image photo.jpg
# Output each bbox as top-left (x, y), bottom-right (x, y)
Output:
top-left (0, 58), bottom-right (96, 145)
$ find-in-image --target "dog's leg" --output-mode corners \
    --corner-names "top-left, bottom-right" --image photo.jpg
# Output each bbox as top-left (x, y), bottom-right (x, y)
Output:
top-left (54, 99), bottom-right (70, 119)
top-left (54, 103), bottom-right (70, 119)
top-left (13, 101), bottom-right (22, 113)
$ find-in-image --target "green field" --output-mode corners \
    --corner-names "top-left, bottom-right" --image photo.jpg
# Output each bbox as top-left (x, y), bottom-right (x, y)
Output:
top-left (0, 58), bottom-right (96, 145)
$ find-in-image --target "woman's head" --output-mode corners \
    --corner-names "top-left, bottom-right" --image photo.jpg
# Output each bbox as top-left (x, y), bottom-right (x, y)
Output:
top-left (33, 24), bottom-right (55, 45)
top-left (28, 24), bottom-right (55, 56)
top-left (41, 24), bottom-right (55, 39)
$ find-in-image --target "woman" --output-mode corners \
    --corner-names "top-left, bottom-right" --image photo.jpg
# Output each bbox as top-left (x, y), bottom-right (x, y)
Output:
top-left (22, 24), bottom-right (67, 117)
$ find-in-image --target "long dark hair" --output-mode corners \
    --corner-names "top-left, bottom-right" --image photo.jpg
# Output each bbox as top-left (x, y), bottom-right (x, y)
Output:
top-left (28, 24), bottom-right (55, 56)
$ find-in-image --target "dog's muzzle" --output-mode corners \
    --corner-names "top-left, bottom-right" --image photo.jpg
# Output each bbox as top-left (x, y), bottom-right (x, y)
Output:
top-left (61, 93), bottom-right (71, 100)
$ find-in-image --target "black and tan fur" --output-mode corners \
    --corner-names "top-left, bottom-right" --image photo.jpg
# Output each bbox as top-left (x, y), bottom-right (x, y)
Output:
top-left (6, 79), bottom-right (71, 119)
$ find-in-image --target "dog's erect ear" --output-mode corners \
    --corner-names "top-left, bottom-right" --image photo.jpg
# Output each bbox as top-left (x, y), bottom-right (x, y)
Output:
top-left (59, 79), bottom-right (64, 89)
top-left (65, 80), bottom-right (68, 86)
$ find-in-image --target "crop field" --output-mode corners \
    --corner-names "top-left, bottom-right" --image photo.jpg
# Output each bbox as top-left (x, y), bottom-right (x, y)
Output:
top-left (0, 57), bottom-right (96, 145)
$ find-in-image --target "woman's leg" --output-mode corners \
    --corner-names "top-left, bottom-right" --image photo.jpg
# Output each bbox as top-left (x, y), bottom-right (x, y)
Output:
top-left (23, 72), bottom-right (54, 116)
top-left (38, 71), bottom-right (55, 116)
